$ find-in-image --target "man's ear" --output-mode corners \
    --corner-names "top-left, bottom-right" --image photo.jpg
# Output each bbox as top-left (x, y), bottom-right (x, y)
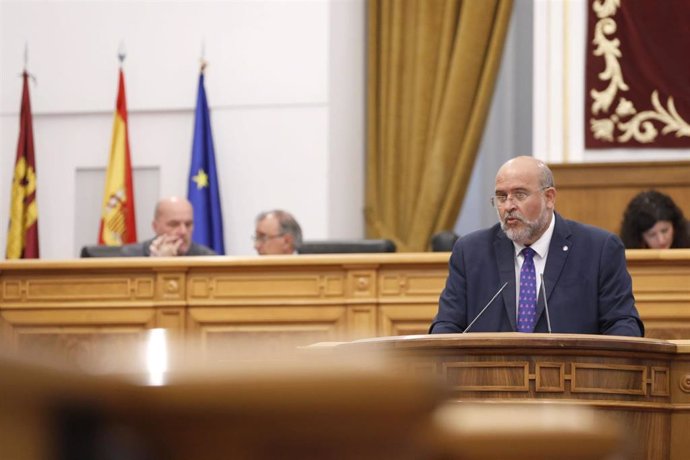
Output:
top-left (545, 187), bottom-right (557, 208)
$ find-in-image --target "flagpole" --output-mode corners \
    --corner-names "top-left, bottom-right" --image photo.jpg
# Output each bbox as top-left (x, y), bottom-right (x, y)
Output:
top-left (118, 41), bottom-right (126, 67)
top-left (22, 42), bottom-right (36, 84)
top-left (200, 40), bottom-right (207, 74)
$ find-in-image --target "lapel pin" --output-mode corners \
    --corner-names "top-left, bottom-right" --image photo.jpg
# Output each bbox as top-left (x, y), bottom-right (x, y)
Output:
top-left (563, 245), bottom-right (569, 251)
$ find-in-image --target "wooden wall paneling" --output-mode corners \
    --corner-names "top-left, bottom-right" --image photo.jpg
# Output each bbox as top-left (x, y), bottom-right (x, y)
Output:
top-left (187, 305), bottom-right (349, 361)
top-left (0, 265), bottom-right (161, 369)
top-left (670, 341), bottom-right (690, 460)
top-left (549, 161), bottom-right (690, 235)
top-left (2, 252), bottom-right (690, 359)
top-left (187, 267), bottom-right (347, 304)
top-left (185, 264), bottom-right (353, 359)
top-left (377, 264), bottom-right (446, 336)
top-left (379, 268), bottom-right (447, 298)
top-left (344, 266), bottom-right (377, 338)
top-left (0, 271), bottom-right (156, 308)
top-left (627, 250), bottom-right (690, 339)
top-left (13, 324), bottom-right (151, 374)
top-left (156, 307), bottom-right (186, 340)
top-left (346, 304), bottom-right (377, 340)
top-left (0, 312), bottom-right (12, 349)
top-left (378, 304), bottom-right (437, 337)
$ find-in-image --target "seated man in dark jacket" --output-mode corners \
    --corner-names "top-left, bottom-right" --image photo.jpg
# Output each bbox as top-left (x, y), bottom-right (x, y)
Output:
top-left (121, 196), bottom-right (216, 257)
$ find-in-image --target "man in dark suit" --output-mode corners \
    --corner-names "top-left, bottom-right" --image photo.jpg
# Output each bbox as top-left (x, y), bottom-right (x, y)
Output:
top-left (430, 156), bottom-right (643, 336)
top-left (120, 196), bottom-right (216, 257)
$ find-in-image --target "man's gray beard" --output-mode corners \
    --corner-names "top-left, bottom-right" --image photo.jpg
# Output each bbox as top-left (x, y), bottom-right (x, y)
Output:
top-left (498, 207), bottom-right (550, 245)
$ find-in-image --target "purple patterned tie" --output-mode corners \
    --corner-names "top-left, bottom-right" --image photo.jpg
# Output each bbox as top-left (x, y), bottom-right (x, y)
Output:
top-left (518, 247), bottom-right (537, 333)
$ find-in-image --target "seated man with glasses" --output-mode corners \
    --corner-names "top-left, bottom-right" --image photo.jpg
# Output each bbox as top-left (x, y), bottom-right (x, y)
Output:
top-left (253, 209), bottom-right (302, 255)
top-left (430, 156), bottom-right (643, 337)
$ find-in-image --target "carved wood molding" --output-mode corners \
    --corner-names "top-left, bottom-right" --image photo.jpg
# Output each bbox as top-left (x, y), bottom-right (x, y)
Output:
top-left (2, 252), bottom-right (690, 349)
top-left (440, 360), bottom-right (669, 398)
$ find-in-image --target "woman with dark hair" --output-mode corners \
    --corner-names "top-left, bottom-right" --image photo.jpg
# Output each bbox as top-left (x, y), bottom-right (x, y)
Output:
top-left (620, 190), bottom-right (690, 249)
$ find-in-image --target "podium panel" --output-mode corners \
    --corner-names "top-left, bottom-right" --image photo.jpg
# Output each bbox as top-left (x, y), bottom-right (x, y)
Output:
top-left (334, 333), bottom-right (690, 460)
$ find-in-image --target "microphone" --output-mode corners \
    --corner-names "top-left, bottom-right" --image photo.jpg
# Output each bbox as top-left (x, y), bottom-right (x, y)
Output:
top-left (540, 273), bottom-right (552, 333)
top-left (463, 282), bottom-right (509, 333)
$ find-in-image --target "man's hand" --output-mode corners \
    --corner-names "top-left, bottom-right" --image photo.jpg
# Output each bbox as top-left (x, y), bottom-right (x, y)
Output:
top-left (149, 234), bottom-right (183, 257)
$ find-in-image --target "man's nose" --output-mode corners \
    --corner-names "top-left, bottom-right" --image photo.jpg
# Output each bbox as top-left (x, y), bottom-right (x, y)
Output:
top-left (504, 201), bottom-right (518, 212)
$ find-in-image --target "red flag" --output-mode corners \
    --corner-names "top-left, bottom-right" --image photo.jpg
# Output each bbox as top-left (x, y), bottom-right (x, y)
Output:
top-left (98, 69), bottom-right (137, 245)
top-left (6, 71), bottom-right (39, 259)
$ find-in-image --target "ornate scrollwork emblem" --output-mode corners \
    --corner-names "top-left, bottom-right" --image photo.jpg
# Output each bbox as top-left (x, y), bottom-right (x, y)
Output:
top-left (589, 0), bottom-right (690, 144)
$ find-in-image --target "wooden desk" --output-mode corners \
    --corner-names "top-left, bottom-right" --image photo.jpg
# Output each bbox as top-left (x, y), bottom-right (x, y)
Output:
top-left (1, 251), bottom-right (689, 363)
top-left (0, 254), bottom-right (446, 364)
top-left (333, 333), bottom-right (690, 460)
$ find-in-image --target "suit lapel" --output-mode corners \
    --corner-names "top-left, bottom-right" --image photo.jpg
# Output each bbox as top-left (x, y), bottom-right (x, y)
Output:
top-left (494, 233), bottom-right (517, 331)
top-left (537, 213), bottom-right (572, 319)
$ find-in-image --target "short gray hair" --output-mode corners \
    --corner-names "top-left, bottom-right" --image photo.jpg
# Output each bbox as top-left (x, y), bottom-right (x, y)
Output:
top-left (256, 209), bottom-right (303, 247)
top-left (537, 160), bottom-right (555, 189)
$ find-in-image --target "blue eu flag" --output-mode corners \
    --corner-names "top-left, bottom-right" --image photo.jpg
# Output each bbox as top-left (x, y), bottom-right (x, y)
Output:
top-left (187, 71), bottom-right (225, 254)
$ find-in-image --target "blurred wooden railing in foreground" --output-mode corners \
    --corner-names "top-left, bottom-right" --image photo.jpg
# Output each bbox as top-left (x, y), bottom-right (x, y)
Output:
top-left (0, 346), bottom-right (627, 460)
top-left (1, 250), bottom-right (689, 364)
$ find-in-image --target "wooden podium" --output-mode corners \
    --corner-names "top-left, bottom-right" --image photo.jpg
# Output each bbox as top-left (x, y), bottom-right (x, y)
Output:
top-left (330, 333), bottom-right (690, 460)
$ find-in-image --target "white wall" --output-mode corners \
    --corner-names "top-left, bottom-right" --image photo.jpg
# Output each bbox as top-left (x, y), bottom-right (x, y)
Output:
top-left (0, 0), bottom-right (365, 258)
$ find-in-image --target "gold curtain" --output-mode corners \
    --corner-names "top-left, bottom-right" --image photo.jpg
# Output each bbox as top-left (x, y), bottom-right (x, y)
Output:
top-left (365, 0), bottom-right (513, 251)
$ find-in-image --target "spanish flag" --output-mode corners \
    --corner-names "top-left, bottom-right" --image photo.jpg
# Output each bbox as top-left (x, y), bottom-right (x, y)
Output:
top-left (98, 69), bottom-right (137, 245)
top-left (6, 71), bottom-right (39, 259)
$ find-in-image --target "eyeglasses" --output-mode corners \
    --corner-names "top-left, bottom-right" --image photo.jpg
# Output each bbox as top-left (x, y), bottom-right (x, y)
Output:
top-left (490, 187), bottom-right (551, 207)
top-left (251, 233), bottom-right (285, 244)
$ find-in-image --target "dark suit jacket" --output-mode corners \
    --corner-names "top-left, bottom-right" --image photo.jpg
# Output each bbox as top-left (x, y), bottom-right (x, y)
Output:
top-left (430, 213), bottom-right (644, 336)
top-left (120, 239), bottom-right (216, 257)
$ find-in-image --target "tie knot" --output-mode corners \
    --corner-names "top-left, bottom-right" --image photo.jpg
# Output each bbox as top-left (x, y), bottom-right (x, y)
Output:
top-left (522, 247), bottom-right (535, 259)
